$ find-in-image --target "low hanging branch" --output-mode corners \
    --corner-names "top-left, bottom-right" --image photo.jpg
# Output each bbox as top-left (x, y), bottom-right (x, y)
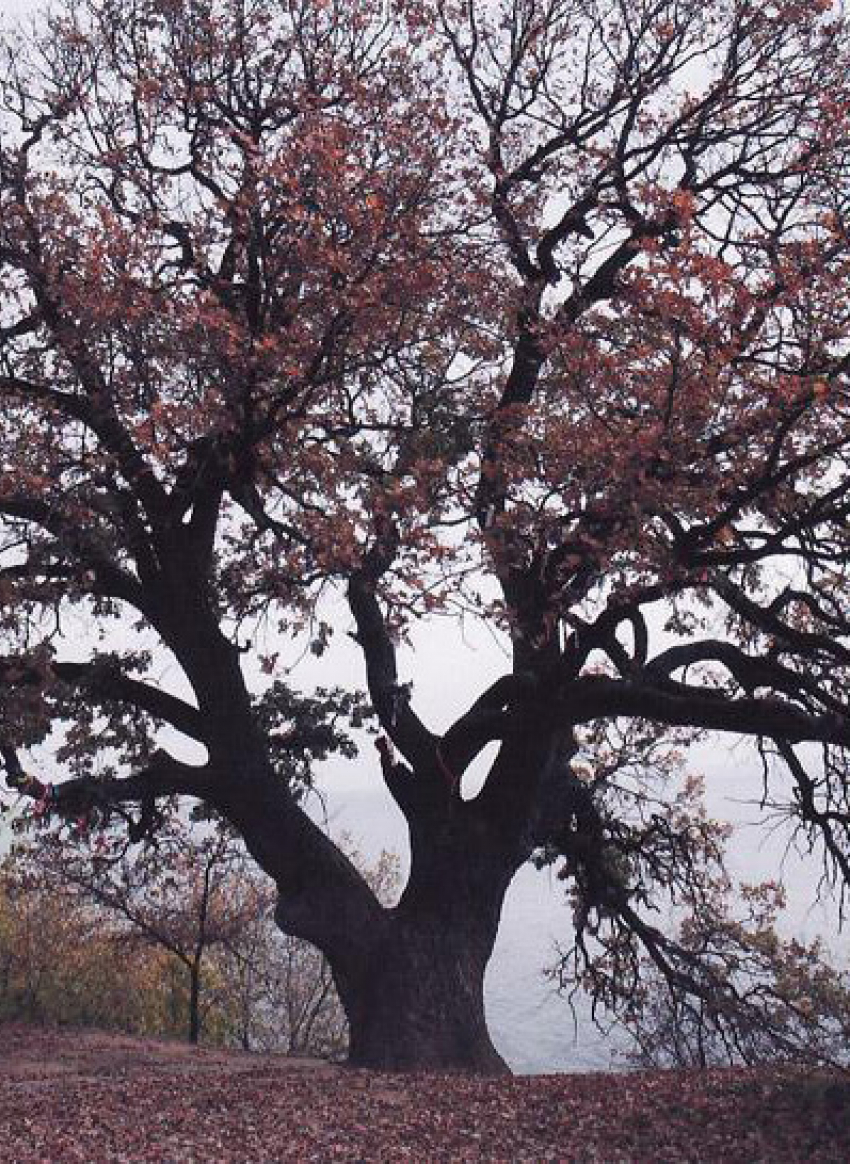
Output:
top-left (1, 742), bottom-right (212, 829)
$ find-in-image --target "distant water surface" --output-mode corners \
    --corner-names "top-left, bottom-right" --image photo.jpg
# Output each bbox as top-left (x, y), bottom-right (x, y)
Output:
top-left (314, 768), bottom-right (845, 1076)
top-left (313, 785), bottom-right (625, 1074)
top-left (0, 745), bottom-right (840, 1074)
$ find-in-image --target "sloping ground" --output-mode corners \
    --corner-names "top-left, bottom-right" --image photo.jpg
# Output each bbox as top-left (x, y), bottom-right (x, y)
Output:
top-left (0, 1025), bottom-right (848, 1162)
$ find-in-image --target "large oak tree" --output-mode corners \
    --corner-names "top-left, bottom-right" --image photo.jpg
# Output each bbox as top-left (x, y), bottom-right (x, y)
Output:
top-left (3, 0), bottom-right (850, 1072)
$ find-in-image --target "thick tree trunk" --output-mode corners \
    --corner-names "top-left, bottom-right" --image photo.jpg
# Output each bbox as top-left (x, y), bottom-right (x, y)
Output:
top-left (250, 784), bottom-right (524, 1071)
top-left (195, 621), bottom-right (527, 1073)
top-left (326, 815), bottom-right (520, 1074)
top-left (343, 908), bottom-right (509, 1073)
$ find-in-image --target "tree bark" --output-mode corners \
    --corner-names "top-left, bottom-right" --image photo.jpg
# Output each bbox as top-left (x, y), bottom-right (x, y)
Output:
top-left (188, 961), bottom-right (201, 1044)
top-left (147, 565), bottom-right (525, 1072)
top-left (343, 908), bottom-right (510, 1073)
top-left (300, 808), bottom-right (520, 1074)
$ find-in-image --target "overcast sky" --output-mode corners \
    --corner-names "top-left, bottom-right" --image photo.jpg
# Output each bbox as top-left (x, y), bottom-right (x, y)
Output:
top-left (1, 0), bottom-right (32, 23)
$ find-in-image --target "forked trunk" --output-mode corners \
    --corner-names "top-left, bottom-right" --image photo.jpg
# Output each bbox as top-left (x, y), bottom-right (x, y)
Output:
top-left (246, 738), bottom-right (532, 1073)
top-left (328, 820), bottom-right (519, 1074)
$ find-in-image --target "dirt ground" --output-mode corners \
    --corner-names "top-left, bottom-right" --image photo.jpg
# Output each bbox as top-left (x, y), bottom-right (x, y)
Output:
top-left (0, 1023), bottom-right (848, 1162)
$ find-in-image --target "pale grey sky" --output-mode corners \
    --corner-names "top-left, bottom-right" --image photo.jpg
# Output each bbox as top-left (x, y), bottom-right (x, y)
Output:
top-left (1, 0), bottom-right (36, 24)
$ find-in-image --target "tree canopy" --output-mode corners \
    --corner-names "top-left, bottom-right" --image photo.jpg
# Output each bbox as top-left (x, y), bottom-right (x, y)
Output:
top-left (3, 0), bottom-right (850, 1071)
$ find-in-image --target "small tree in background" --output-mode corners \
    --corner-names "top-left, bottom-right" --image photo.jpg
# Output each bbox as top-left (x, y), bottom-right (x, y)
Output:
top-left (10, 816), bottom-right (260, 1043)
top-left (0, 862), bottom-right (179, 1034)
top-left (2, 815), bottom-right (399, 1055)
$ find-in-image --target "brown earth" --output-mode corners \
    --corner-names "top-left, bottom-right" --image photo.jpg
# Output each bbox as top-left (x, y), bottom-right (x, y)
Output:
top-left (0, 1023), bottom-right (848, 1162)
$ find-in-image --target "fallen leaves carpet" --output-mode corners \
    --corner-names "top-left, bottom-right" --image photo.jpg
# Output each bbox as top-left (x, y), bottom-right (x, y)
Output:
top-left (0, 1025), bottom-right (847, 1162)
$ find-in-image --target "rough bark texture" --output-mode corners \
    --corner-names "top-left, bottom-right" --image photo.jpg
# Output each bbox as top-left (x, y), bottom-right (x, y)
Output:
top-left (344, 909), bottom-right (509, 1074)
top-left (278, 799), bottom-right (523, 1074)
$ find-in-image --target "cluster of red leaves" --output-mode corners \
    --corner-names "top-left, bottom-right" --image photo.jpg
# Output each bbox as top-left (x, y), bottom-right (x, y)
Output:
top-left (0, 1025), bottom-right (848, 1162)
